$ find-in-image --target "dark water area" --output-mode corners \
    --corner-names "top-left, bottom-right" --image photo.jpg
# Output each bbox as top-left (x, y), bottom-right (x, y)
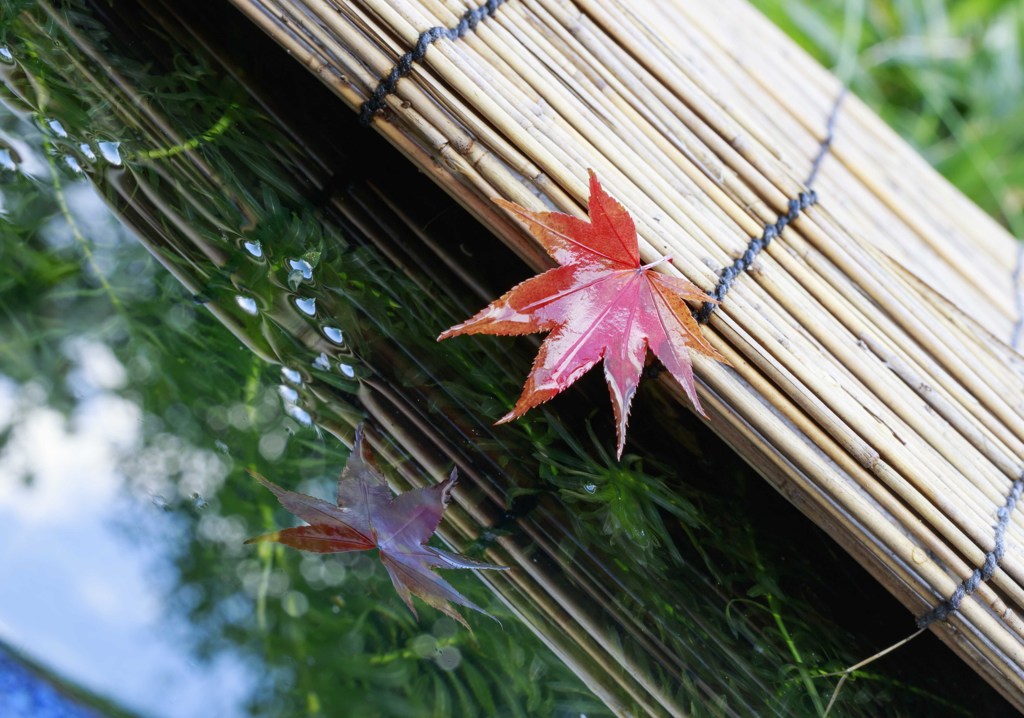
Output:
top-left (0, 1), bottom-right (1014, 716)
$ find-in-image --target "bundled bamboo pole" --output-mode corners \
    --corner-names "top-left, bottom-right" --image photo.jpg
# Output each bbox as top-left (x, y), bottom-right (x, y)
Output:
top-left (229, 0), bottom-right (1024, 708)
top-left (22, 3), bottom-right (830, 711)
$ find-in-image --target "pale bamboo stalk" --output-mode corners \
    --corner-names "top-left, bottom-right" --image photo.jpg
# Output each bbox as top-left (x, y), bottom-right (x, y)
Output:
top-left (370, 0), bottom-right (1015, 622)
top-left (385, 0), bottom-right (1024, 598)
top-left (687, 367), bottom-right (1024, 678)
top-left (229, 0), bottom-right (1024, 708)
top-left (670, 0), bottom-right (1017, 320)
top-left (548, 1), bottom-right (1019, 403)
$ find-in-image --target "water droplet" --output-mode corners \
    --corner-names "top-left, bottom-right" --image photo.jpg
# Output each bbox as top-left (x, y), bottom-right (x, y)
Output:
top-left (259, 431), bottom-right (287, 461)
top-left (434, 646), bottom-right (462, 671)
top-left (288, 258), bottom-right (313, 280)
top-left (411, 635), bottom-right (438, 658)
top-left (281, 367), bottom-right (302, 384)
top-left (282, 590), bottom-right (309, 618)
top-left (278, 385), bottom-right (299, 403)
top-left (97, 141), bottom-right (122, 166)
top-left (0, 148), bottom-right (16, 172)
top-left (323, 326), bottom-right (343, 344)
top-left (583, 483), bottom-right (598, 494)
top-left (63, 155), bottom-right (83, 173)
top-left (432, 617), bottom-right (459, 639)
top-left (79, 143), bottom-right (97, 162)
top-left (322, 560), bottom-right (347, 587)
top-left (295, 297), bottom-right (316, 316)
top-left (235, 295), bottom-right (258, 315)
top-left (0, 47), bottom-right (13, 64)
top-left (288, 405), bottom-right (312, 426)
top-left (312, 352), bottom-right (330, 371)
top-left (243, 240), bottom-right (263, 258)
top-left (47, 119), bottom-right (68, 138)
top-left (339, 363), bottom-right (355, 379)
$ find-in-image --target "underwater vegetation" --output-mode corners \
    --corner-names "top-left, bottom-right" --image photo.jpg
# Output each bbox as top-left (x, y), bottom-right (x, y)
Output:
top-left (0, 0), bottom-right (1019, 715)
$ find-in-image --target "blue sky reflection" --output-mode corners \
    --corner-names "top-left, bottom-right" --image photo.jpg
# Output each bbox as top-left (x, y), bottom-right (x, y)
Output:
top-left (0, 346), bottom-right (256, 716)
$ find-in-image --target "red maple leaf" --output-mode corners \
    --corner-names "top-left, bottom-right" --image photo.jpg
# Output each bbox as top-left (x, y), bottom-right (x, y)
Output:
top-left (245, 426), bottom-right (507, 627)
top-left (439, 171), bottom-right (726, 458)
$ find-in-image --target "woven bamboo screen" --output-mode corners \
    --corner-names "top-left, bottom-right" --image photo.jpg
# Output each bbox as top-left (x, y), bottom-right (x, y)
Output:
top-left (229, 0), bottom-right (1024, 708)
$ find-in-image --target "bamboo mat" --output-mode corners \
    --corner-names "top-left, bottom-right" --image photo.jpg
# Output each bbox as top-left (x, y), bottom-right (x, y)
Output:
top-left (229, 0), bottom-right (1024, 708)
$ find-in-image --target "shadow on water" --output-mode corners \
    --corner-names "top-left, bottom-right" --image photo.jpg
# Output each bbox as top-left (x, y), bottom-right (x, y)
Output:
top-left (0, 0), bottom-right (1013, 716)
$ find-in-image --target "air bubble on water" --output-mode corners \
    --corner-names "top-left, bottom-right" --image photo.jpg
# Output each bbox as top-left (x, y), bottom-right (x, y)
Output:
top-left (79, 143), bottom-right (97, 162)
top-left (278, 385), bottom-right (299, 403)
top-left (0, 149), bottom-right (16, 172)
top-left (295, 297), bottom-right (316, 316)
top-left (63, 155), bottom-right (83, 173)
top-left (281, 367), bottom-right (302, 384)
top-left (243, 240), bottom-right (263, 258)
top-left (583, 483), bottom-right (598, 494)
top-left (97, 141), bottom-right (123, 166)
top-left (287, 405), bottom-right (312, 426)
top-left (282, 590), bottom-right (309, 618)
top-left (434, 646), bottom-right (462, 671)
top-left (411, 635), bottom-right (437, 658)
top-left (0, 47), bottom-right (13, 64)
top-left (235, 295), bottom-right (258, 316)
top-left (339, 363), bottom-right (355, 379)
top-left (312, 353), bottom-right (330, 371)
top-left (323, 326), bottom-right (343, 344)
top-left (47, 119), bottom-right (68, 138)
top-left (322, 560), bottom-right (347, 587)
top-left (259, 432), bottom-right (287, 461)
top-left (288, 258), bottom-right (313, 280)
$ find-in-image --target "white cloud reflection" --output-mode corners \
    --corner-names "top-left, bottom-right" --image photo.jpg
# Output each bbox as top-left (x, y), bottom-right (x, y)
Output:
top-left (0, 341), bottom-right (254, 717)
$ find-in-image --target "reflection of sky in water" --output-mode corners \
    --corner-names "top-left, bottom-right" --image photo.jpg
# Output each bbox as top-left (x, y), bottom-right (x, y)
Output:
top-left (0, 645), bottom-right (100, 717)
top-left (0, 232), bottom-right (256, 715)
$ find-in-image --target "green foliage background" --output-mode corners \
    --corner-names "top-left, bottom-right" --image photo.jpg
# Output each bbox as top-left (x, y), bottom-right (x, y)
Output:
top-left (752, 0), bottom-right (1023, 236)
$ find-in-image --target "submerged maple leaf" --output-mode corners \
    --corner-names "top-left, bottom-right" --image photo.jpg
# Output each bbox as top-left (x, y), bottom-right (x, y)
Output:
top-left (245, 426), bottom-right (507, 627)
top-left (439, 171), bottom-right (727, 458)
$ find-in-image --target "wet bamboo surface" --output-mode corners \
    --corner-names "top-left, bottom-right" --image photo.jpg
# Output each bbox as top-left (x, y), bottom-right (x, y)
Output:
top-left (226, 0), bottom-right (1024, 710)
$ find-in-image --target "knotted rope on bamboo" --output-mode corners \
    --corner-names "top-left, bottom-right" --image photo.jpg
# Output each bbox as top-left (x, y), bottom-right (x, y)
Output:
top-left (695, 191), bottom-right (817, 323)
top-left (696, 89), bottom-right (845, 324)
top-left (359, 0), bottom-right (505, 125)
top-left (359, 3), bottom-right (1023, 631)
top-left (917, 476), bottom-right (1024, 628)
top-left (692, 87), bottom-right (1023, 630)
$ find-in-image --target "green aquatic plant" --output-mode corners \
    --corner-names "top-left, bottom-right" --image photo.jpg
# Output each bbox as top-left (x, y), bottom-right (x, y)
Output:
top-left (1, 1), bottom-right (1018, 716)
top-left (535, 419), bottom-right (701, 569)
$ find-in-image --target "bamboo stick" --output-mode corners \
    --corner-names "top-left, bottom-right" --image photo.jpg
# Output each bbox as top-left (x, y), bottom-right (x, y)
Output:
top-left (229, 0), bottom-right (1024, 709)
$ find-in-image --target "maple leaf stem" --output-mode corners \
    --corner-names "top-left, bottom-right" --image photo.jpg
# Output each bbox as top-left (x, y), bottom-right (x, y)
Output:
top-left (641, 255), bottom-right (672, 271)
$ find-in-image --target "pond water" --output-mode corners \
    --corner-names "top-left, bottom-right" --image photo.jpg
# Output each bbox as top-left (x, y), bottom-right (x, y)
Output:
top-left (0, 1), bottom-right (1013, 717)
